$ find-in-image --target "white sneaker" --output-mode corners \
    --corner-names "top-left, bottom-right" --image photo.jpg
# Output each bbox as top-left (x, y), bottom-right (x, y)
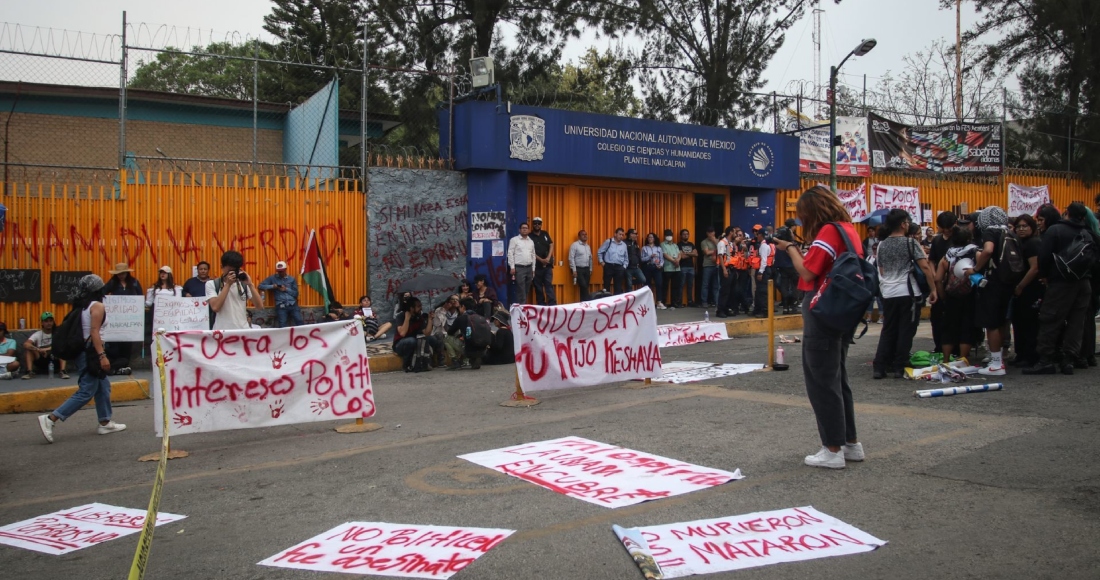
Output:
top-left (97, 421), bottom-right (127, 435)
top-left (0, 372), bottom-right (12, 380)
top-left (804, 447), bottom-right (846, 469)
top-left (978, 364), bottom-right (1006, 376)
top-left (656, 302), bottom-right (667, 310)
top-left (38, 414), bottom-right (54, 443)
top-left (843, 442), bottom-right (865, 462)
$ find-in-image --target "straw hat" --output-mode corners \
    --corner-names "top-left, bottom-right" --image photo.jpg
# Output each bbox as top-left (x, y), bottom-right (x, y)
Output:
top-left (108, 262), bottom-right (134, 275)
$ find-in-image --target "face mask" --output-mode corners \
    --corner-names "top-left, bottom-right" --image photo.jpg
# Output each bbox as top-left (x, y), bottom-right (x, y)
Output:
top-left (665, 236), bottom-right (673, 242)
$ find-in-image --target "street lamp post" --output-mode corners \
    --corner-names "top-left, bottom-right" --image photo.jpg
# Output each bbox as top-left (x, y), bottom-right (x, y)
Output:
top-left (830, 38), bottom-right (877, 193)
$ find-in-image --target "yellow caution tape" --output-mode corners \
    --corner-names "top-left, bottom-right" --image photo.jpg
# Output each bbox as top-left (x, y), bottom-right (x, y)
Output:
top-left (128, 334), bottom-right (171, 580)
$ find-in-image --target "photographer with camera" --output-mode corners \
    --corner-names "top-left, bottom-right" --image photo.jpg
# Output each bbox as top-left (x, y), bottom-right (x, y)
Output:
top-left (206, 250), bottom-right (265, 330)
top-left (772, 219), bottom-right (800, 314)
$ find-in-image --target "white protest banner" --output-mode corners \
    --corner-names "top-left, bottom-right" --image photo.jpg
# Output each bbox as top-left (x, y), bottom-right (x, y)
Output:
top-left (99, 295), bottom-right (145, 342)
top-left (654, 363), bottom-right (764, 384)
top-left (459, 437), bottom-right (743, 508)
top-left (833, 184), bottom-right (868, 222)
top-left (259, 522), bottom-right (514, 579)
top-left (657, 322), bottom-right (730, 348)
top-left (152, 320), bottom-right (374, 436)
top-left (1007, 183), bottom-right (1050, 217)
top-left (615, 506), bottom-right (886, 578)
top-left (511, 287), bottom-right (661, 392)
top-left (153, 295), bottom-right (210, 331)
top-left (869, 184), bottom-right (921, 220)
top-left (0, 503), bottom-right (185, 555)
top-left (470, 210), bottom-right (506, 240)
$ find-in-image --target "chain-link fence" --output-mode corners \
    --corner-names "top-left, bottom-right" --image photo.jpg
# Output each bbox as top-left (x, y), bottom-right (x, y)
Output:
top-left (0, 19), bottom-right (455, 193)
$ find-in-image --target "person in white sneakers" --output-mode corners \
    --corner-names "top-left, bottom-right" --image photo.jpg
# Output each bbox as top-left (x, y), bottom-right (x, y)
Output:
top-left (37, 275), bottom-right (127, 443)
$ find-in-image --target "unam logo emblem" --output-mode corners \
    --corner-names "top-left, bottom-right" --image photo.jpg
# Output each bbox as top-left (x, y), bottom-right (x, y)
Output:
top-left (748, 143), bottom-right (774, 177)
top-left (509, 115), bottom-right (546, 161)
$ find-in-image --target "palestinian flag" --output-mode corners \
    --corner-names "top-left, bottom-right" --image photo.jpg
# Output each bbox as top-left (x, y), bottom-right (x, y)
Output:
top-left (301, 229), bottom-right (336, 310)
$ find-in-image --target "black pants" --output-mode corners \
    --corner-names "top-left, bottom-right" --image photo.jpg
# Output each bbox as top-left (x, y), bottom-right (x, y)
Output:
top-left (1011, 286), bottom-right (1043, 364)
top-left (576, 266), bottom-right (592, 301)
top-left (1082, 288), bottom-right (1099, 359)
top-left (603, 264), bottom-right (627, 295)
top-left (778, 267), bottom-right (798, 308)
top-left (717, 268), bottom-right (732, 314)
top-left (662, 271), bottom-right (683, 307)
top-left (533, 266), bottom-right (557, 306)
top-left (801, 294), bottom-right (857, 448)
top-left (752, 268), bottom-right (772, 315)
top-left (930, 300), bottom-right (945, 352)
top-left (1037, 279), bottom-right (1092, 362)
top-left (873, 297), bottom-right (921, 372)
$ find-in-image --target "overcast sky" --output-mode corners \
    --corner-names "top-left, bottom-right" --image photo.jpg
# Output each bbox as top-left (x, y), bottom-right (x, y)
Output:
top-left (6, 0), bottom-right (987, 99)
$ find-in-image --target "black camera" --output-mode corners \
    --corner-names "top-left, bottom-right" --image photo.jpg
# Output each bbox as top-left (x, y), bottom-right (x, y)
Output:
top-left (235, 269), bottom-right (248, 282)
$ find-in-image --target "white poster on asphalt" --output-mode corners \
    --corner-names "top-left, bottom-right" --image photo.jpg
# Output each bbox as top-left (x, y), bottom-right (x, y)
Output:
top-left (1007, 183), bottom-right (1050, 217)
top-left (99, 295), bottom-right (145, 342)
top-left (510, 287), bottom-right (661, 392)
top-left (614, 506), bottom-right (887, 578)
top-left (153, 294), bottom-right (210, 332)
top-left (152, 320), bottom-right (374, 436)
top-left (869, 184), bottom-right (921, 220)
top-left (459, 437), bottom-right (743, 509)
top-left (0, 503), bottom-right (185, 555)
top-left (259, 522), bottom-right (514, 579)
top-left (656, 322), bottom-right (730, 348)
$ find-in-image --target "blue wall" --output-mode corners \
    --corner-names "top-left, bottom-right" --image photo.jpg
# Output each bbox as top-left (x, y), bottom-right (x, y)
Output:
top-left (465, 170), bottom-right (527, 305)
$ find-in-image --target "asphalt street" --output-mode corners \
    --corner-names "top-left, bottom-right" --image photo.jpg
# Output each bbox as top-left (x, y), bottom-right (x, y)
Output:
top-left (2, 320), bottom-right (1098, 579)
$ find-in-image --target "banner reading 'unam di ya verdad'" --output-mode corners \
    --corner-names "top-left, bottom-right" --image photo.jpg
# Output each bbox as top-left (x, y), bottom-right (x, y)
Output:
top-left (511, 287), bottom-right (661, 392)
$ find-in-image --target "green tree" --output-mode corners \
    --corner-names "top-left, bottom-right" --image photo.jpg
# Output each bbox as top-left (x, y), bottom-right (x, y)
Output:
top-left (963, 0), bottom-right (1100, 179)
top-left (128, 40), bottom-right (279, 100)
top-left (510, 47), bottom-right (641, 117)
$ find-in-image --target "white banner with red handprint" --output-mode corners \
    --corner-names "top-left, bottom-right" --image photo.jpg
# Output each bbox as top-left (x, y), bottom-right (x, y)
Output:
top-left (510, 287), bottom-right (662, 393)
top-left (152, 320), bottom-right (374, 436)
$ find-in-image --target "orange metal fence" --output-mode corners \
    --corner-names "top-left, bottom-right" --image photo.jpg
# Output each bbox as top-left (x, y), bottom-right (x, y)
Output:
top-left (0, 171), bottom-right (367, 326)
top-left (778, 169), bottom-right (1098, 237)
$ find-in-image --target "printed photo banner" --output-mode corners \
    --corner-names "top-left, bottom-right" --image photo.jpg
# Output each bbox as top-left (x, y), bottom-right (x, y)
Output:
top-left (783, 110), bottom-right (871, 177)
top-left (614, 506), bottom-right (887, 578)
top-left (152, 320), bottom-right (374, 436)
top-left (459, 437), bottom-right (743, 509)
top-left (869, 185), bottom-right (921, 220)
top-left (511, 287), bottom-right (661, 392)
top-left (259, 522), bottom-right (514, 579)
top-left (0, 503), bottom-right (185, 555)
top-left (869, 112), bottom-right (1003, 175)
top-left (153, 295), bottom-right (210, 332)
top-left (657, 322), bottom-right (729, 348)
top-left (1007, 183), bottom-right (1050, 217)
top-left (100, 295), bottom-right (145, 342)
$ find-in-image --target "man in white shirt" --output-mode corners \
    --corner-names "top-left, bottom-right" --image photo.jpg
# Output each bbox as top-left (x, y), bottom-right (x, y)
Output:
top-left (568, 230), bottom-right (593, 301)
top-left (206, 250), bottom-right (265, 330)
top-left (752, 225), bottom-right (773, 318)
top-left (507, 223), bottom-right (536, 305)
top-left (22, 312), bottom-right (69, 379)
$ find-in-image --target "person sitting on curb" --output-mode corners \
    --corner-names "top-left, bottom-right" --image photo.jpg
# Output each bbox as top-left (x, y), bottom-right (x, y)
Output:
top-left (22, 312), bottom-right (70, 379)
top-left (0, 322), bottom-right (20, 379)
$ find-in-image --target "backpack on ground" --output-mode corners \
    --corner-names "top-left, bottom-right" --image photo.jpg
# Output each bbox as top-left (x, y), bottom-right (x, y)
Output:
top-left (808, 223), bottom-right (879, 338)
top-left (993, 230), bottom-right (1027, 285)
top-left (52, 306), bottom-right (88, 361)
top-left (465, 313), bottom-right (493, 348)
top-left (408, 335), bottom-right (433, 373)
top-left (1055, 228), bottom-right (1100, 281)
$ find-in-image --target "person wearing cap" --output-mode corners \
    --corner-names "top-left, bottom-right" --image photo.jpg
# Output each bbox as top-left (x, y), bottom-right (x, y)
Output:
top-left (145, 266), bottom-right (183, 352)
top-left (0, 322), bottom-right (19, 380)
top-left (21, 313), bottom-right (70, 380)
top-left (529, 217), bottom-right (557, 306)
top-left (507, 223), bottom-right (537, 304)
top-left (102, 262), bottom-right (142, 375)
top-left (259, 261), bottom-right (304, 328)
top-left (37, 274), bottom-right (127, 443)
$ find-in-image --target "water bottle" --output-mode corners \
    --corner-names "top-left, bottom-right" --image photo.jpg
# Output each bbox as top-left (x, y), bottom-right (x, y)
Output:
top-left (776, 345), bottom-right (786, 365)
top-left (703, 310), bottom-right (710, 323)
top-left (261, 291), bottom-right (267, 302)
top-left (48, 361), bottom-right (55, 379)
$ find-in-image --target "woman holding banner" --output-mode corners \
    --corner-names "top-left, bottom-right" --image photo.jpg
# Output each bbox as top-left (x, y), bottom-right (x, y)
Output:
top-left (772, 186), bottom-right (864, 470)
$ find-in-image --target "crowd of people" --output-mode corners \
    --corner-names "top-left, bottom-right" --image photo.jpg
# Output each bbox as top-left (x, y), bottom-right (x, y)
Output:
top-left (511, 216), bottom-right (805, 317)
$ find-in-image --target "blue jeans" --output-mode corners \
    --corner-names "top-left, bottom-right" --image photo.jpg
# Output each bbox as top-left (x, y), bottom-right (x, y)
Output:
top-left (680, 266), bottom-right (695, 305)
top-left (642, 264), bottom-right (663, 300)
top-left (701, 266), bottom-right (719, 305)
top-left (393, 336), bottom-right (442, 366)
top-left (52, 353), bottom-right (112, 422)
top-left (276, 303), bottom-right (305, 328)
top-left (627, 267), bottom-right (647, 289)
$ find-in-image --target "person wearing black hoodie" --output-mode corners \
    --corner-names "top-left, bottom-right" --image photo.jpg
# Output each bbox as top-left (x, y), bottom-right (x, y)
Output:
top-left (1024, 203), bottom-right (1098, 375)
